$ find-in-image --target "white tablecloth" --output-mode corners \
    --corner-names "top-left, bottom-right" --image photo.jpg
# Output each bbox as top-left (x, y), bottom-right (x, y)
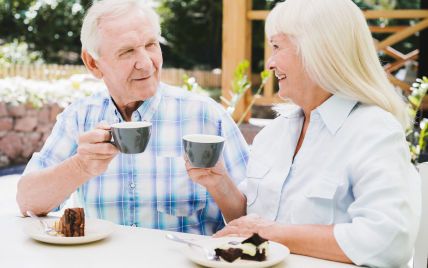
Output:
top-left (0, 214), bottom-right (358, 268)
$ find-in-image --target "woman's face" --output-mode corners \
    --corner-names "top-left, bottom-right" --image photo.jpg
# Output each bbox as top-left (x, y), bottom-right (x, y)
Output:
top-left (267, 34), bottom-right (322, 108)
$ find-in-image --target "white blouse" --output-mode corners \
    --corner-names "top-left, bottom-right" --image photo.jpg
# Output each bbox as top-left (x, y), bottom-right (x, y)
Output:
top-left (239, 94), bottom-right (421, 267)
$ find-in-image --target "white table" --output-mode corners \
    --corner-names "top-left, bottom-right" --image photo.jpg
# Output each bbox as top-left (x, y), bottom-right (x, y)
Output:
top-left (0, 214), bottom-right (358, 268)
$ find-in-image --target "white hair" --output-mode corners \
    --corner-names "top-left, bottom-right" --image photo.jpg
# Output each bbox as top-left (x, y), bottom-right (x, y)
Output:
top-left (80, 0), bottom-right (161, 60)
top-left (266, 0), bottom-right (409, 129)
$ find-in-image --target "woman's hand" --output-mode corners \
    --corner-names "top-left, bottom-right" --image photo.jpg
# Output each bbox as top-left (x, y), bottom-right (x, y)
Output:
top-left (213, 214), bottom-right (276, 239)
top-left (184, 157), bottom-right (229, 190)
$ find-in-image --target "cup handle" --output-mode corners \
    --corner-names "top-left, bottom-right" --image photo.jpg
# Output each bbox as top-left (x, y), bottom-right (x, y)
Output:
top-left (108, 130), bottom-right (116, 146)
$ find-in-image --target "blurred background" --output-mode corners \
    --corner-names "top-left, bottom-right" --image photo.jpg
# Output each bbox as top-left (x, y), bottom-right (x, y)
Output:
top-left (0, 0), bottom-right (427, 172)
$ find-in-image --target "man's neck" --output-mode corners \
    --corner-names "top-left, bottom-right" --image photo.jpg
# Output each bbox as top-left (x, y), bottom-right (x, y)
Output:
top-left (111, 98), bottom-right (143, 122)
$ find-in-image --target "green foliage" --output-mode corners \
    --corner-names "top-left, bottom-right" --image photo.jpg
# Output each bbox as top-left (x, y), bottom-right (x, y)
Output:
top-left (181, 73), bottom-right (220, 100)
top-left (407, 76), bottom-right (428, 163)
top-left (219, 60), bottom-right (271, 123)
top-left (0, 0), bottom-right (90, 64)
top-left (157, 0), bottom-right (222, 69)
top-left (237, 69), bottom-right (271, 125)
top-left (232, 60), bottom-right (251, 95)
top-left (0, 39), bottom-right (44, 66)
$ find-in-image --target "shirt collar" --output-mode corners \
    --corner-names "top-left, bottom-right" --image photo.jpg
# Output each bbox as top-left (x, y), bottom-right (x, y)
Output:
top-left (276, 103), bottom-right (304, 118)
top-left (315, 94), bottom-right (358, 135)
top-left (105, 83), bottom-right (163, 123)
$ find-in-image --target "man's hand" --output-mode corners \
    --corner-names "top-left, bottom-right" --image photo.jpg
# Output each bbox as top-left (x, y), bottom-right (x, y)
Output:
top-left (213, 214), bottom-right (276, 238)
top-left (73, 122), bottom-right (119, 177)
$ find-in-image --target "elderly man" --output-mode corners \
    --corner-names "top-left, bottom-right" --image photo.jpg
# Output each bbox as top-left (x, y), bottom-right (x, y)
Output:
top-left (16, 0), bottom-right (248, 235)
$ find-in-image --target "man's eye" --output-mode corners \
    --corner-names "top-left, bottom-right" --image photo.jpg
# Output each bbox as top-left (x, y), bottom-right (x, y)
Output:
top-left (273, 45), bottom-right (279, 50)
top-left (146, 42), bottom-right (157, 48)
top-left (121, 49), bottom-right (133, 56)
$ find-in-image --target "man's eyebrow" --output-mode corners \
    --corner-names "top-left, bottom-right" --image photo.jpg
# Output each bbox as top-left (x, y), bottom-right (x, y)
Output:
top-left (146, 37), bottom-right (159, 43)
top-left (115, 45), bottom-right (133, 55)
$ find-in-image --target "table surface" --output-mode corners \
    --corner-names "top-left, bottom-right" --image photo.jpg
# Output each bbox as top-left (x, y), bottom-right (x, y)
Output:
top-left (1, 215), bottom-right (359, 268)
top-left (0, 175), bottom-right (358, 268)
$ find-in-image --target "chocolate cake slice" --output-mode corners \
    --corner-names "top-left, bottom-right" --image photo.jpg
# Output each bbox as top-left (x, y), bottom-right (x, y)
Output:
top-left (59, 208), bottom-right (85, 237)
top-left (214, 233), bottom-right (269, 262)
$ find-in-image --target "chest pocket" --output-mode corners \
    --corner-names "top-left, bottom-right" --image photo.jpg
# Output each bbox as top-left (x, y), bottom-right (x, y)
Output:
top-left (244, 156), bottom-right (271, 207)
top-left (155, 155), bottom-right (207, 217)
top-left (291, 178), bottom-right (338, 225)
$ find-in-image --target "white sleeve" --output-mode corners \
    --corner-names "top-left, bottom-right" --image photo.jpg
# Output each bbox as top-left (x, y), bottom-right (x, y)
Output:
top-left (333, 127), bottom-right (421, 267)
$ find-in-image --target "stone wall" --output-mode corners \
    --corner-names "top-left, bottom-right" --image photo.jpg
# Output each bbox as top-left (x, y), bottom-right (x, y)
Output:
top-left (0, 102), bottom-right (63, 167)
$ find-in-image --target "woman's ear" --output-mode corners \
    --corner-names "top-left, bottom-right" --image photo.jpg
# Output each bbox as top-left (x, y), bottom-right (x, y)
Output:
top-left (81, 50), bottom-right (103, 79)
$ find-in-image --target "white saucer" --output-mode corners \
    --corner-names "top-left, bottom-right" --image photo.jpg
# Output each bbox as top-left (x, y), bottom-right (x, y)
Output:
top-left (23, 217), bottom-right (115, 245)
top-left (183, 236), bottom-right (290, 268)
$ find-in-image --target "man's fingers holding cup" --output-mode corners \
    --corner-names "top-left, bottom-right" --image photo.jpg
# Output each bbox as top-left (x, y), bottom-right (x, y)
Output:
top-left (80, 128), bottom-right (112, 144)
top-left (96, 121), bottom-right (111, 130)
top-left (78, 142), bottom-right (118, 156)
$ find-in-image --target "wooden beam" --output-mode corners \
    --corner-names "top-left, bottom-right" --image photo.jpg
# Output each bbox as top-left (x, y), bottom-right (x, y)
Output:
top-left (387, 73), bottom-right (411, 93)
top-left (247, 9), bottom-right (428, 21)
top-left (369, 26), bottom-right (406, 33)
top-left (221, 0), bottom-right (252, 122)
top-left (384, 50), bottom-right (419, 73)
top-left (377, 18), bottom-right (428, 50)
top-left (383, 46), bottom-right (406, 60)
top-left (247, 10), bottom-right (269, 20)
top-left (364, 10), bottom-right (428, 19)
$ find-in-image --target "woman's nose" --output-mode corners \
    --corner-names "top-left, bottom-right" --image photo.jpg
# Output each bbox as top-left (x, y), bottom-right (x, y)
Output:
top-left (266, 56), bottom-right (275, 70)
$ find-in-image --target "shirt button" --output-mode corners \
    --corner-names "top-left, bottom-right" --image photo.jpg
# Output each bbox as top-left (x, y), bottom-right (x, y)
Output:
top-left (129, 182), bottom-right (136, 189)
top-left (132, 113), bottom-right (140, 121)
top-left (131, 224), bottom-right (136, 227)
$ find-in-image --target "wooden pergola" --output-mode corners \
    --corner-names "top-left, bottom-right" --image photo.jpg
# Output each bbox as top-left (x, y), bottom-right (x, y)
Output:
top-left (222, 0), bottom-right (428, 121)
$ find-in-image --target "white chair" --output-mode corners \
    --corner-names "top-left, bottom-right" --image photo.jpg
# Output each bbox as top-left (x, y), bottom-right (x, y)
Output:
top-left (414, 162), bottom-right (428, 268)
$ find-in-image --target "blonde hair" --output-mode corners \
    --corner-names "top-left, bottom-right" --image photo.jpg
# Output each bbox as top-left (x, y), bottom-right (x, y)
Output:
top-left (81, 0), bottom-right (161, 60)
top-left (266, 0), bottom-right (409, 129)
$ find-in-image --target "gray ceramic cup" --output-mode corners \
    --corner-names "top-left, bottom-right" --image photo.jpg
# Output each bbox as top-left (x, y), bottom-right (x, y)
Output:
top-left (110, 121), bottom-right (151, 154)
top-left (183, 134), bottom-right (225, 168)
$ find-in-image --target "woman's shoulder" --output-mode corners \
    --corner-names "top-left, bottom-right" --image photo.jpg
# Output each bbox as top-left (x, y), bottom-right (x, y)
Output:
top-left (346, 103), bottom-right (403, 133)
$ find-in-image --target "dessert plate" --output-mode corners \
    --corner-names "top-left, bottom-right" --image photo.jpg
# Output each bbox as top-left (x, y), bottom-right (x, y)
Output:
top-left (23, 217), bottom-right (115, 245)
top-left (183, 236), bottom-right (290, 268)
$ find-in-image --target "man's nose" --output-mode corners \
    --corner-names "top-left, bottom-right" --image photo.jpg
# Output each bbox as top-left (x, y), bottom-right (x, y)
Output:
top-left (135, 49), bottom-right (152, 70)
top-left (266, 55), bottom-right (276, 71)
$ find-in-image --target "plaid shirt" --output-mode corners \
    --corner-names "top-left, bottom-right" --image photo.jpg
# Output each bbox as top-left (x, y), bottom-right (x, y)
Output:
top-left (24, 83), bottom-right (249, 235)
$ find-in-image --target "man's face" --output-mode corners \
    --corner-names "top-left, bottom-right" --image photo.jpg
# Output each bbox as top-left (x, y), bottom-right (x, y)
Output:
top-left (95, 10), bottom-right (162, 107)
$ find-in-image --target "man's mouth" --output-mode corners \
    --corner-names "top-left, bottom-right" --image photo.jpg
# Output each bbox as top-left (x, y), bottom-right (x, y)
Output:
top-left (133, 76), bottom-right (151, 81)
top-left (275, 73), bottom-right (287, 81)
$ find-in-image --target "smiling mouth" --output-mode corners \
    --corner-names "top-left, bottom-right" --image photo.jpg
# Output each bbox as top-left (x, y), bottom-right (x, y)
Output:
top-left (275, 73), bottom-right (287, 81)
top-left (133, 75), bottom-right (151, 81)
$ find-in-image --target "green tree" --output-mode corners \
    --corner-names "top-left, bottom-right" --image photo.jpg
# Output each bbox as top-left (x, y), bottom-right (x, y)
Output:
top-left (157, 0), bottom-right (222, 69)
top-left (0, 0), bottom-right (90, 64)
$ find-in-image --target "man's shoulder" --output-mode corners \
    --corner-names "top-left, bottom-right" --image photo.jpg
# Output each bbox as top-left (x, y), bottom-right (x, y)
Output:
top-left (63, 90), bottom-right (110, 114)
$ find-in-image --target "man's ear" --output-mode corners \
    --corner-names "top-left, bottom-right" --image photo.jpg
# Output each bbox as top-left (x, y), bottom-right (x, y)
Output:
top-left (81, 49), bottom-right (103, 79)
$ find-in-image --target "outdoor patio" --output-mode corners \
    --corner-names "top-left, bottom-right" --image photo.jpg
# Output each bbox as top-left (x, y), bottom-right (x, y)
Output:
top-left (1, 0), bottom-right (428, 267)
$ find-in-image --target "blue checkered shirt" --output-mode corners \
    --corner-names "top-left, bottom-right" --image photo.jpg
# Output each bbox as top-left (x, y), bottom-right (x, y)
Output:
top-left (24, 83), bottom-right (249, 235)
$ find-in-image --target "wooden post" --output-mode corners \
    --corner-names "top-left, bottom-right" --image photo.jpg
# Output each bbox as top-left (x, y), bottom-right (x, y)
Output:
top-left (264, 35), bottom-right (274, 98)
top-left (221, 0), bottom-right (252, 122)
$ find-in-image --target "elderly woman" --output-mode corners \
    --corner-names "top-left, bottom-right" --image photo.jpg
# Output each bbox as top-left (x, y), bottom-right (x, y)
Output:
top-left (185, 0), bottom-right (421, 267)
